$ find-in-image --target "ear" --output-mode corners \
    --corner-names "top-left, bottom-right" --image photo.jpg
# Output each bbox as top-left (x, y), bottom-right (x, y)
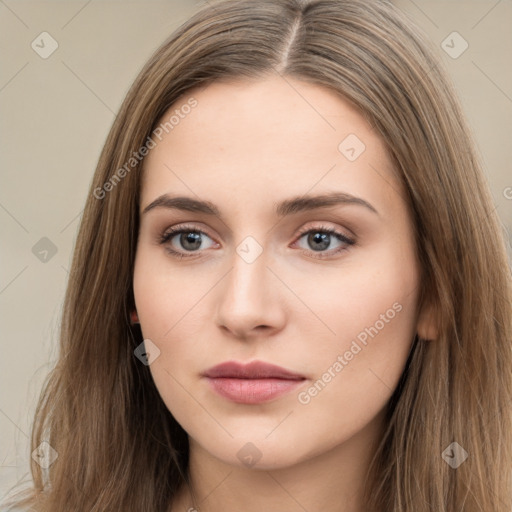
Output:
top-left (416, 302), bottom-right (438, 340)
top-left (130, 310), bottom-right (140, 325)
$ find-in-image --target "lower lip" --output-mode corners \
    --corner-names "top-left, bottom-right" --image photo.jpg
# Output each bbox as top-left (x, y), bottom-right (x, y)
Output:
top-left (205, 377), bottom-right (304, 404)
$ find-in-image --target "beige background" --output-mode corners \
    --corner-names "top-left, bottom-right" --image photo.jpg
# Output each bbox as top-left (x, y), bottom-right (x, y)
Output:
top-left (1, 0), bottom-right (511, 502)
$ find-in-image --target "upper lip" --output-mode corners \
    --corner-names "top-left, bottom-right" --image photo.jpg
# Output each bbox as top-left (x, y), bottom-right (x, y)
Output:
top-left (202, 361), bottom-right (305, 380)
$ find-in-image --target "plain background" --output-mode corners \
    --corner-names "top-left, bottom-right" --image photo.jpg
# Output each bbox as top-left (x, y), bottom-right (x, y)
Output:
top-left (1, 0), bottom-right (511, 502)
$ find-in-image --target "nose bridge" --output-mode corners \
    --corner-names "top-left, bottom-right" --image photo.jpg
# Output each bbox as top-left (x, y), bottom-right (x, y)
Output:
top-left (215, 236), bottom-right (284, 336)
top-left (225, 241), bottom-right (270, 310)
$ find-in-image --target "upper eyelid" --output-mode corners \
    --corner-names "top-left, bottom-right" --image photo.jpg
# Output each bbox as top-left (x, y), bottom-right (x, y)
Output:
top-left (164, 224), bottom-right (215, 237)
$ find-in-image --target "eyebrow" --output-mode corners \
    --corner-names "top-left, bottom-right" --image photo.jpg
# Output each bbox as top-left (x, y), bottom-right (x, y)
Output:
top-left (141, 192), bottom-right (379, 218)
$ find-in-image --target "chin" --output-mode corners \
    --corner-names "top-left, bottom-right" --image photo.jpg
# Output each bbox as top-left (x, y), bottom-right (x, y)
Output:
top-left (191, 432), bottom-right (318, 471)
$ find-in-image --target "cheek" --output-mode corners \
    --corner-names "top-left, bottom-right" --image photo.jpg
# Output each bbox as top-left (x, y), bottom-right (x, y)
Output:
top-left (132, 245), bottom-right (220, 400)
top-left (133, 243), bottom-right (207, 337)
top-left (291, 237), bottom-right (419, 400)
top-left (297, 243), bottom-right (419, 412)
top-left (133, 250), bottom-right (208, 428)
top-left (288, 231), bottom-right (419, 353)
top-left (295, 300), bottom-right (415, 449)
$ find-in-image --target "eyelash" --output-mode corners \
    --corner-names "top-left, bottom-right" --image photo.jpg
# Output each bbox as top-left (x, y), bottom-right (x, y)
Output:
top-left (158, 223), bottom-right (356, 260)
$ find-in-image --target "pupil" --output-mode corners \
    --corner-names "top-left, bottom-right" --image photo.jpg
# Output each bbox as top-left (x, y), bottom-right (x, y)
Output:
top-left (181, 232), bottom-right (201, 251)
top-left (309, 232), bottom-right (330, 251)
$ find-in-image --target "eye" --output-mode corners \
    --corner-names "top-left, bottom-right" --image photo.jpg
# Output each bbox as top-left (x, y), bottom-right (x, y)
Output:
top-left (158, 223), bottom-right (355, 260)
top-left (293, 225), bottom-right (355, 259)
top-left (158, 224), bottom-right (217, 258)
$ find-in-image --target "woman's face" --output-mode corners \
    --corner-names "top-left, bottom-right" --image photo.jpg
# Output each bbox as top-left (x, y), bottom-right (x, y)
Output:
top-left (133, 75), bottom-right (427, 470)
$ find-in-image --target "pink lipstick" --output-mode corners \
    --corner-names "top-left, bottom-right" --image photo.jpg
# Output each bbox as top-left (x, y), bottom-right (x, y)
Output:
top-left (202, 360), bottom-right (305, 404)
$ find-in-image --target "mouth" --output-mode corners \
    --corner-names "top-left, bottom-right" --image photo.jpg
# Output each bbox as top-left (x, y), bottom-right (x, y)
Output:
top-left (202, 360), bottom-right (306, 404)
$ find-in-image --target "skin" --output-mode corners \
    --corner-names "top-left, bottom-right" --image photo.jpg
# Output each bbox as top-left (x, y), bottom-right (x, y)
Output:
top-left (133, 74), bottom-right (436, 512)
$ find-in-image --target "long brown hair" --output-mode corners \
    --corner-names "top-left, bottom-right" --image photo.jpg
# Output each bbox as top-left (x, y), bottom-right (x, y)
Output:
top-left (4, 0), bottom-right (512, 510)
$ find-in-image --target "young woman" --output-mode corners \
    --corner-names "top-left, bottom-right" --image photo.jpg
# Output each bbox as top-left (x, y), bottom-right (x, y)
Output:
top-left (4, 0), bottom-right (512, 510)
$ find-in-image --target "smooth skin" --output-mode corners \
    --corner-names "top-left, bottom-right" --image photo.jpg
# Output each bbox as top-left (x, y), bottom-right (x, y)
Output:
top-left (133, 75), bottom-right (436, 512)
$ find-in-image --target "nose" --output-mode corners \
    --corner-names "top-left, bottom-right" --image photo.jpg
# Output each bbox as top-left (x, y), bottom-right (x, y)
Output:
top-left (214, 245), bottom-right (286, 340)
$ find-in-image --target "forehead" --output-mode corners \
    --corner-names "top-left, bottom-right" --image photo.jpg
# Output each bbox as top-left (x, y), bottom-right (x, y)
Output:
top-left (140, 75), bottom-right (402, 218)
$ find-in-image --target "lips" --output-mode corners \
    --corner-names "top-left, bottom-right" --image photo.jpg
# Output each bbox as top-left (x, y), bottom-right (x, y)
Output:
top-left (202, 361), bottom-right (306, 404)
top-left (203, 361), bottom-right (305, 380)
